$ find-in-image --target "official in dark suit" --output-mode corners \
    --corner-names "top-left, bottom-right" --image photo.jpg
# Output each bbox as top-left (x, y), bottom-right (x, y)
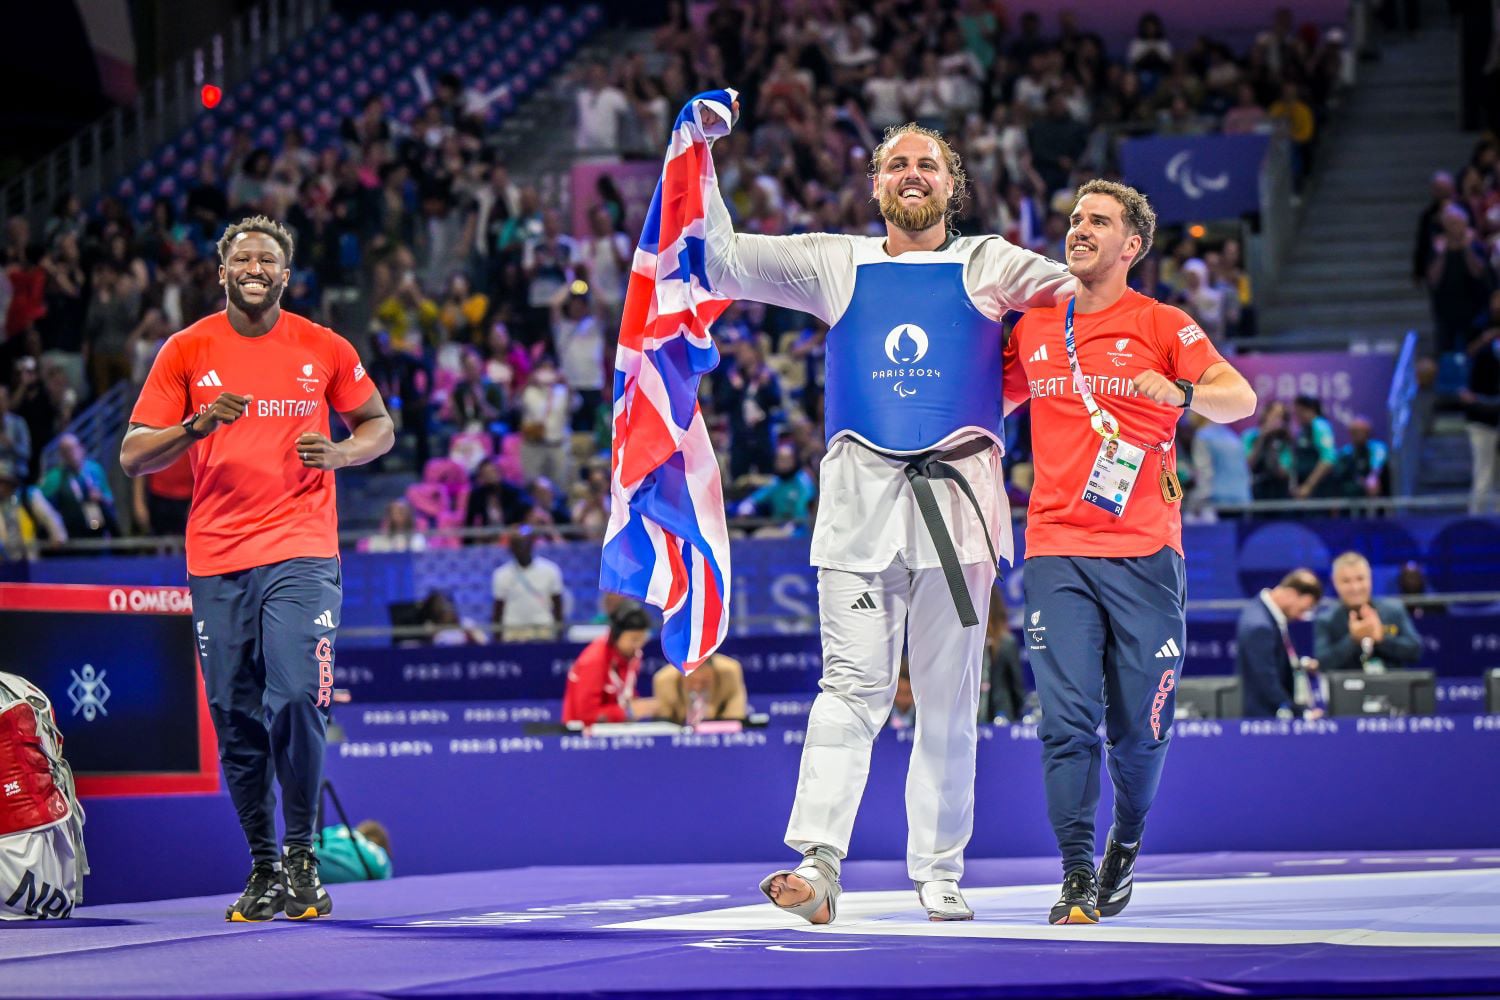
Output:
top-left (1236, 569), bottom-right (1323, 717)
top-left (1314, 551), bottom-right (1423, 673)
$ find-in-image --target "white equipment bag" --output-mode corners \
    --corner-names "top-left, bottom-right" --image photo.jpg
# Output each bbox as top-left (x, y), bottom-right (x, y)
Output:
top-left (0, 671), bottom-right (87, 919)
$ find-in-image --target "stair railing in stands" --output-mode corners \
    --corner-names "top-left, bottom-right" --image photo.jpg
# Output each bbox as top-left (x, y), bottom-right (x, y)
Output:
top-left (37, 381), bottom-right (132, 477)
top-left (1386, 330), bottom-right (1421, 498)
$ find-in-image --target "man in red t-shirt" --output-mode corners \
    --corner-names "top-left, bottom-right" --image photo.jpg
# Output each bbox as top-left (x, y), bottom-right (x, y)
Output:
top-left (120, 217), bottom-right (393, 922)
top-left (1003, 181), bottom-right (1256, 925)
top-left (561, 605), bottom-right (656, 725)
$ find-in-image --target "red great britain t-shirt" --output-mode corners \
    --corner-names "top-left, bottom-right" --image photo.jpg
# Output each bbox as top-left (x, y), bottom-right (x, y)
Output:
top-left (130, 310), bottom-right (374, 576)
top-left (1003, 289), bottom-right (1225, 559)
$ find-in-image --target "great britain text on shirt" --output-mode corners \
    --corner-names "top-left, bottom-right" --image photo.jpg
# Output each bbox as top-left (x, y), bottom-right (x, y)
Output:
top-left (1027, 372), bottom-right (1145, 401)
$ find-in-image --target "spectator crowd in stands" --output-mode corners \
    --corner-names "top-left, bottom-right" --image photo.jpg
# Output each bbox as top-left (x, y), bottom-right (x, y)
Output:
top-left (644, 1), bottom-right (1347, 525)
top-left (1417, 140), bottom-right (1500, 513)
top-left (0, 1), bottom-right (1359, 575)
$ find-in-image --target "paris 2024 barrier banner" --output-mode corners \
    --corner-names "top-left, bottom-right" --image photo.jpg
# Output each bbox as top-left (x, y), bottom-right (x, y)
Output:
top-left (324, 615), bottom-right (1500, 705)
top-left (26, 514), bottom-right (1500, 650)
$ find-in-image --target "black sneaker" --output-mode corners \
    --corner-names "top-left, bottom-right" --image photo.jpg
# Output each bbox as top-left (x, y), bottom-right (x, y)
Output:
top-left (282, 845), bottom-right (333, 920)
top-left (226, 860), bottom-right (285, 922)
top-left (1098, 834), bottom-right (1141, 918)
top-left (1048, 867), bottom-right (1100, 925)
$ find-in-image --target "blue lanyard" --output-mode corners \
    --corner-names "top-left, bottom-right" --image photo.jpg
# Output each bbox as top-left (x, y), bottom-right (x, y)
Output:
top-left (1062, 298), bottom-right (1117, 440)
top-left (1063, 297), bottom-right (1078, 357)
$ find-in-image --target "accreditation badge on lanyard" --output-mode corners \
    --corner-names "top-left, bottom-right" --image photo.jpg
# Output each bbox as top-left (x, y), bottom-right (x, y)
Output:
top-left (1064, 298), bottom-right (1149, 517)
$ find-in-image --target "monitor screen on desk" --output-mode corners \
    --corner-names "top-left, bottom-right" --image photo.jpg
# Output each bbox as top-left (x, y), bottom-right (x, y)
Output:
top-left (1326, 670), bottom-right (1436, 717)
top-left (1174, 676), bottom-right (1243, 719)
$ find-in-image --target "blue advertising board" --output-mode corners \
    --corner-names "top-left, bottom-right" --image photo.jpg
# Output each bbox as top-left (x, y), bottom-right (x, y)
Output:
top-left (1121, 133), bottom-right (1271, 224)
top-left (23, 516), bottom-right (1500, 645)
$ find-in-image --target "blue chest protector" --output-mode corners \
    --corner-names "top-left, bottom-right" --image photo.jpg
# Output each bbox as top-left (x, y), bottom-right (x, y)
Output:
top-left (823, 257), bottom-right (1004, 454)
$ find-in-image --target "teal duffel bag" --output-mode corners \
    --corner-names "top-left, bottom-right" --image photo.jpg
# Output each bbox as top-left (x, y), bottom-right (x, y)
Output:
top-left (315, 823), bottom-right (392, 883)
top-left (313, 779), bottom-right (392, 883)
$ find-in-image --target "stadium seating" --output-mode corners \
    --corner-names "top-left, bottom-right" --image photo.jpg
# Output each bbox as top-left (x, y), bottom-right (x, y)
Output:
top-left (108, 5), bottom-right (602, 224)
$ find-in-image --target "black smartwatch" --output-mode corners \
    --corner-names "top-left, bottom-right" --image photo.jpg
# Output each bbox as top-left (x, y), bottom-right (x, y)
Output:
top-left (182, 413), bottom-right (209, 439)
top-left (1173, 378), bottom-right (1194, 409)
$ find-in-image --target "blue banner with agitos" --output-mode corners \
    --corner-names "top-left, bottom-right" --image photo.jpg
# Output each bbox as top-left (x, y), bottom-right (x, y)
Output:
top-left (1121, 133), bottom-right (1271, 224)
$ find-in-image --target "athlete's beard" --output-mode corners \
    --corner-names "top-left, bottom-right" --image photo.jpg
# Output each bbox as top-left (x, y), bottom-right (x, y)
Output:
top-left (878, 187), bottom-right (946, 234)
top-left (226, 276), bottom-right (286, 317)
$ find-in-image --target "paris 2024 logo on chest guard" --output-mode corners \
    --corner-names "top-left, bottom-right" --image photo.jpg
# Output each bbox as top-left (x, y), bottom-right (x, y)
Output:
top-left (874, 324), bottom-right (940, 398)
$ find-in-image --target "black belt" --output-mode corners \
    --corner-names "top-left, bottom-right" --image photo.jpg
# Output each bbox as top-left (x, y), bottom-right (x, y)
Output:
top-left (900, 437), bottom-right (999, 628)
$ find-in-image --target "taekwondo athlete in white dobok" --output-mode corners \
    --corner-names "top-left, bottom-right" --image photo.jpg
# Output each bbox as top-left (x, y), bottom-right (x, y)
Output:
top-left (699, 108), bottom-right (1072, 923)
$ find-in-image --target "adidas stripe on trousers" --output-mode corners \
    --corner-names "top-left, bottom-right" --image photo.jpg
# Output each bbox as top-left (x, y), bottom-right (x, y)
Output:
top-left (1023, 548), bottom-right (1186, 874)
top-left (188, 556), bottom-right (341, 864)
top-left (784, 557), bottom-right (996, 883)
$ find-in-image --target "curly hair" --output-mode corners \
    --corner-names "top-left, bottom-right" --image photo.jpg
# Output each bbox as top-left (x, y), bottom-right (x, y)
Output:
top-left (868, 123), bottom-right (969, 219)
top-left (216, 215), bottom-right (295, 267)
top-left (1073, 179), bottom-right (1156, 267)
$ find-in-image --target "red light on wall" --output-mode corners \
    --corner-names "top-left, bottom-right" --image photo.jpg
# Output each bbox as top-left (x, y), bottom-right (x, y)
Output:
top-left (201, 84), bottom-right (222, 109)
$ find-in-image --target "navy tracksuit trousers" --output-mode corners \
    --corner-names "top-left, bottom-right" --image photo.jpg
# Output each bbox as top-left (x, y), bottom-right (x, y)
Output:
top-left (1023, 547), bottom-right (1186, 874)
top-left (188, 556), bottom-right (341, 864)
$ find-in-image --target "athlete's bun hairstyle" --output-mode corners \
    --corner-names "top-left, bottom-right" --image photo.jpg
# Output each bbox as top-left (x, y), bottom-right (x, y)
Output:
top-left (217, 215), bottom-right (295, 268)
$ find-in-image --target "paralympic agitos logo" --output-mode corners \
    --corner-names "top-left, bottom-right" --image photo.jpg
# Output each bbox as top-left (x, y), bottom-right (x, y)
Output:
top-left (874, 323), bottom-right (940, 398)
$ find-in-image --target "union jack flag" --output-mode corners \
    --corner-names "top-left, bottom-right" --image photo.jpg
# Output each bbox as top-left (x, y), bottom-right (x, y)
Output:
top-left (600, 90), bottom-right (738, 671)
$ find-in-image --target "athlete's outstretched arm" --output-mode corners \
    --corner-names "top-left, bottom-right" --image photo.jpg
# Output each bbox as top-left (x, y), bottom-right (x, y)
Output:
top-left (701, 151), bottom-right (852, 323)
top-left (967, 239), bottom-right (1074, 319)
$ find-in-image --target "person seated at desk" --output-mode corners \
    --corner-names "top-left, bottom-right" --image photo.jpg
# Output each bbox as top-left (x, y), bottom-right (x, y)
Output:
top-left (418, 590), bottom-right (488, 646)
top-left (652, 653), bottom-right (748, 726)
top-left (561, 605), bottom-right (657, 725)
top-left (1236, 568), bottom-right (1322, 718)
top-left (1315, 551), bottom-right (1423, 673)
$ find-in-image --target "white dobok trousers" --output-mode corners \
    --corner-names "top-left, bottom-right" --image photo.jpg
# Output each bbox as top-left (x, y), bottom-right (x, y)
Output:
top-left (784, 557), bottom-right (996, 883)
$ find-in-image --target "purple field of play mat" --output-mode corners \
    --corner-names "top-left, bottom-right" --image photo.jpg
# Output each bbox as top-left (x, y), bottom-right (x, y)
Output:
top-left (3, 849), bottom-right (1498, 1000)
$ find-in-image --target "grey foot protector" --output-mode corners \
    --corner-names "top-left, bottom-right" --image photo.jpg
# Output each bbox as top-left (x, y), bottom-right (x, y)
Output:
top-left (914, 879), bottom-right (974, 920)
top-left (759, 847), bottom-right (842, 924)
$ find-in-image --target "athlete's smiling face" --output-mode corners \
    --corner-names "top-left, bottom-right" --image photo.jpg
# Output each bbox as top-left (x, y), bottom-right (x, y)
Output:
top-left (874, 133), bottom-right (952, 233)
top-left (220, 231), bottom-right (288, 317)
top-left (1066, 193), bottom-right (1141, 280)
